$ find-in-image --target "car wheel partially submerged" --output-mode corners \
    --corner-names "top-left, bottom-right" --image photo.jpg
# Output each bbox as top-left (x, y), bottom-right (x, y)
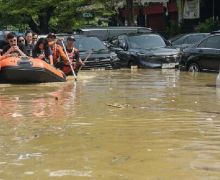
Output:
top-left (188, 63), bottom-right (200, 72)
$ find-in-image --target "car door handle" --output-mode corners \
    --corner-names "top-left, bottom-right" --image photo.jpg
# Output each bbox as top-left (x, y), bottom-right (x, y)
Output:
top-left (199, 50), bottom-right (203, 53)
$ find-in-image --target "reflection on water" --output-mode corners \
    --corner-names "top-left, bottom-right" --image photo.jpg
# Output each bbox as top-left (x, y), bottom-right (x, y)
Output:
top-left (0, 70), bottom-right (220, 179)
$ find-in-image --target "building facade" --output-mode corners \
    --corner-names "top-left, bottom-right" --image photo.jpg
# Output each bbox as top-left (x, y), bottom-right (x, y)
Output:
top-left (119, 0), bottom-right (219, 32)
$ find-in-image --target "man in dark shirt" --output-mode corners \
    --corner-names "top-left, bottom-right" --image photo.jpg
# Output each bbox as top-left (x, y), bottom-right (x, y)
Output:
top-left (2, 32), bottom-right (27, 56)
top-left (0, 31), bottom-right (10, 54)
top-left (24, 30), bottom-right (34, 56)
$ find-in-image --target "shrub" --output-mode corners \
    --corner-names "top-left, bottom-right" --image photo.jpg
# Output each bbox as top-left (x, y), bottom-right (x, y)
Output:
top-left (195, 18), bottom-right (220, 33)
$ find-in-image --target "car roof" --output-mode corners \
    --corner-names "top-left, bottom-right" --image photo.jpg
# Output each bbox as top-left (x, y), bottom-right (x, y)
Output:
top-left (117, 32), bottom-right (159, 37)
top-left (211, 30), bottom-right (220, 34)
top-left (78, 26), bottom-right (152, 31)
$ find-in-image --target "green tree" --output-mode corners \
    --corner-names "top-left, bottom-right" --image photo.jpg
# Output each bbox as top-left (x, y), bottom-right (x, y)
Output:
top-left (96, 0), bottom-right (134, 25)
top-left (0, 0), bottom-right (85, 33)
top-left (0, 0), bottom-right (134, 33)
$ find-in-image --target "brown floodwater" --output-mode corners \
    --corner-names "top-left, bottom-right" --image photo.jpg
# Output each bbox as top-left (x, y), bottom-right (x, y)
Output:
top-left (0, 69), bottom-right (220, 179)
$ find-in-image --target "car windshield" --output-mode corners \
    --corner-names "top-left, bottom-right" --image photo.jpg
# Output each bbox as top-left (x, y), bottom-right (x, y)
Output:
top-left (75, 37), bottom-right (107, 51)
top-left (128, 34), bottom-right (166, 49)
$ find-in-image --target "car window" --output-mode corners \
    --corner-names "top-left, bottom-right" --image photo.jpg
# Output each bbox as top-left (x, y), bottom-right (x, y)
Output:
top-left (172, 36), bottom-right (187, 45)
top-left (198, 36), bottom-right (220, 49)
top-left (128, 34), bottom-right (166, 49)
top-left (75, 37), bottom-right (107, 51)
top-left (82, 29), bottom-right (108, 41)
top-left (186, 35), bottom-right (206, 44)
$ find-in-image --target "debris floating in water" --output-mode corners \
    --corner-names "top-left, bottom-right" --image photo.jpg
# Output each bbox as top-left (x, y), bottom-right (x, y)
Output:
top-left (11, 113), bottom-right (23, 118)
top-left (49, 170), bottom-right (92, 177)
top-left (106, 103), bottom-right (130, 109)
top-left (150, 98), bottom-right (159, 101)
top-left (18, 153), bottom-right (42, 160)
top-left (206, 118), bottom-right (213, 121)
top-left (24, 171), bottom-right (34, 175)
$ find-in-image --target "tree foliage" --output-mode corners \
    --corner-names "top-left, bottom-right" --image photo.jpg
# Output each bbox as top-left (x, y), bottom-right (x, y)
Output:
top-left (0, 0), bottom-right (133, 33)
top-left (0, 0), bottom-right (86, 33)
top-left (195, 18), bottom-right (220, 33)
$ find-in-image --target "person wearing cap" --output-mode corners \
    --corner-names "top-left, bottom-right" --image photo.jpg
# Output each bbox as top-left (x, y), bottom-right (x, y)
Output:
top-left (62, 36), bottom-right (84, 75)
top-left (47, 33), bottom-right (68, 66)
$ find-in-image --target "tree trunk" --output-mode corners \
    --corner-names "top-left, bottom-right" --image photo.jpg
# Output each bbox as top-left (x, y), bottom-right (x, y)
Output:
top-left (126, 0), bottom-right (134, 26)
top-left (21, 14), bottom-right (40, 33)
top-left (39, 6), bottom-right (54, 34)
top-left (27, 17), bottom-right (40, 34)
top-left (39, 14), bottom-right (50, 34)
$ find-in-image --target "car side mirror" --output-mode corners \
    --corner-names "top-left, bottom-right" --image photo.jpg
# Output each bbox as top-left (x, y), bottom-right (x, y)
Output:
top-left (104, 41), bottom-right (111, 48)
top-left (120, 42), bottom-right (128, 51)
top-left (166, 40), bottom-right (172, 46)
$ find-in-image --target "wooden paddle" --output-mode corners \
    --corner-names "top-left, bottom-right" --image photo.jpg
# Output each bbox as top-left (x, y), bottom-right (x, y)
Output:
top-left (61, 40), bottom-right (77, 81)
top-left (78, 49), bottom-right (93, 72)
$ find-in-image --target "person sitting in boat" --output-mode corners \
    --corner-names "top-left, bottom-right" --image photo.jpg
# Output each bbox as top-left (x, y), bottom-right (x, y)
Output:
top-left (32, 32), bottom-right (38, 46)
top-left (2, 32), bottom-right (27, 56)
top-left (0, 31), bottom-right (10, 54)
top-left (47, 33), bottom-right (68, 66)
top-left (32, 38), bottom-right (53, 65)
top-left (24, 30), bottom-right (34, 57)
top-left (17, 36), bottom-right (25, 46)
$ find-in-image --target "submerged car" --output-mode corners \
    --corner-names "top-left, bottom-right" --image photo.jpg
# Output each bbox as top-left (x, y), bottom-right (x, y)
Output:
top-left (109, 33), bottom-right (180, 69)
top-left (170, 33), bottom-right (209, 50)
top-left (179, 34), bottom-right (220, 72)
top-left (74, 36), bottom-right (120, 70)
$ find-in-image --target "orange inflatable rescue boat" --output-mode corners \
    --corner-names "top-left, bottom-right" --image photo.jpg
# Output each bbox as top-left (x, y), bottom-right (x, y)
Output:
top-left (0, 56), bottom-right (66, 83)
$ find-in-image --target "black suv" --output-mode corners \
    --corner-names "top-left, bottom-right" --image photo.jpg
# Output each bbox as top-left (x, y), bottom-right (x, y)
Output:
top-left (179, 34), bottom-right (220, 72)
top-left (74, 36), bottom-right (120, 70)
top-left (109, 33), bottom-right (180, 69)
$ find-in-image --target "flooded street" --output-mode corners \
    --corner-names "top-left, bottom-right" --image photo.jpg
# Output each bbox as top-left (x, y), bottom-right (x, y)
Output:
top-left (1, 69), bottom-right (220, 179)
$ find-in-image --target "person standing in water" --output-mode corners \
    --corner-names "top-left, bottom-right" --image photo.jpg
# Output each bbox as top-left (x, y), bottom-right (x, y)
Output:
top-left (63, 36), bottom-right (84, 75)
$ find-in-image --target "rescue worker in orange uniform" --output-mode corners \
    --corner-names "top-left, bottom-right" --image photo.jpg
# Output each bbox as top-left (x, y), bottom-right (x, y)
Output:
top-left (47, 33), bottom-right (68, 67)
top-left (62, 36), bottom-right (84, 75)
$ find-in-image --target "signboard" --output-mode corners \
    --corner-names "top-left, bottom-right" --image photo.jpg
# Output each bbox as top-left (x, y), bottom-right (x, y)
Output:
top-left (183, 0), bottom-right (200, 19)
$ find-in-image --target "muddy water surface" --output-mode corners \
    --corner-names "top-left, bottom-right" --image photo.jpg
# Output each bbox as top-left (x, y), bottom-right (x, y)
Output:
top-left (0, 70), bottom-right (220, 179)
